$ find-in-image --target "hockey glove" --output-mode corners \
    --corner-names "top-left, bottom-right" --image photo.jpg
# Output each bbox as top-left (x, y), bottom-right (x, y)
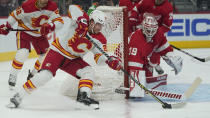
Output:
top-left (0, 22), bottom-right (12, 35)
top-left (75, 16), bottom-right (88, 37)
top-left (163, 52), bottom-right (183, 75)
top-left (40, 23), bottom-right (55, 36)
top-left (106, 56), bottom-right (122, 71)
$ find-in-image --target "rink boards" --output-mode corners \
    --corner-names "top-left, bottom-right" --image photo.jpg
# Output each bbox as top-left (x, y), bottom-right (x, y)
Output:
top-left (0, 13), bottom-right (210, 61)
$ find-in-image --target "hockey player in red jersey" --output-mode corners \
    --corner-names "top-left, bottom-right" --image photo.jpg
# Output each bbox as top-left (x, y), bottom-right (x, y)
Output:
top-left (7, 6), bottom-right (121, 109)
top-left (129, 0), bottom-right (173, 33)
top-left (119, 0), bottom-right (141, 33)
top-left (119, 0), bottom-right (141, 11)
top-left (128, 14), bottom-right (182, 97)
top-left (129, 0), bottom-right (174, 75)
top-left (0, 0), bottom-right (64, 89)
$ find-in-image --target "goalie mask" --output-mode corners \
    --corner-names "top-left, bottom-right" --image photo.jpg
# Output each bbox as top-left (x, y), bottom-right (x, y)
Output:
top-left (142, 14), bottom-right (158, 42)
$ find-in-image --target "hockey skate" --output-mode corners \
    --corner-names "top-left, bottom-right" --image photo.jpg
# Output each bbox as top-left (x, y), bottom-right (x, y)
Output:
top-left (27, 70), bottom-right (34, 80)
top-left (76, 91), bottom-right (99, 110)
top-left (8, 74), bottom-right (17, 90)
top-left (155, 65), bottom-right (164, 75)
top-left (7, 93), bottom-right (22, 108)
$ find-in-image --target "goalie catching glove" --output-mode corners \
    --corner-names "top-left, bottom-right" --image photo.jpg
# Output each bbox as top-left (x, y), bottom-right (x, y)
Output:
top-left (163, 52), bottom-right (183, 75)
top-left (106, 56), bottom-right (122, 71)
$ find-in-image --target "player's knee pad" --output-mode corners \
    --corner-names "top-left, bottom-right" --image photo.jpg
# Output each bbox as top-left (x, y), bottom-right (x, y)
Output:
top-left (76, 66), bottom-right (94, 81)
top-left (15, 48), bottom-right (29, 62)
top-left (30, 69), bottom-right (53, 87)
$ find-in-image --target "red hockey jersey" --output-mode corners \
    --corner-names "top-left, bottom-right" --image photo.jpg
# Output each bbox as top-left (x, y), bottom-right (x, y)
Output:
top-left (119, 0), bottom-right (141, 33)
top-left (129, 0), bottom-right (173, 33)
top-left (119, 0), bottom-right (140, 11)
top-left (128, 28), bottom-right (173, 70)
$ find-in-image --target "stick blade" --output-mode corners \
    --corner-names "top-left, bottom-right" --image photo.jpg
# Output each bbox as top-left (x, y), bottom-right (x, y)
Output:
top-left (205, 56), bottom-right (210, 62)
top-left (182, 77), bottom-right (202, 100)
top-left (171, 102), bottom-right (187, 108)
top-left (168, 77), bottom-right (202, 109)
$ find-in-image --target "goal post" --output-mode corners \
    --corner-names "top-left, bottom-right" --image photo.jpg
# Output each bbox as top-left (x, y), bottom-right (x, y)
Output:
top-left (96, 6), bottom-right (129, 98)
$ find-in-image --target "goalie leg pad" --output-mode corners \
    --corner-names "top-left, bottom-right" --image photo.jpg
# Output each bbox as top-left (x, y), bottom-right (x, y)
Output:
top-left (129, 70), bottom-right (146, 98)
top-left (146, 74), bottom-right (168, 89)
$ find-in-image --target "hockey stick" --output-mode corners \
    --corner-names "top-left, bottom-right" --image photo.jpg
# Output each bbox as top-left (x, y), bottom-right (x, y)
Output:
top-left (116, 76), bottom-right (201, 101)
top-left (86, 33), bottom-right (190, 109)
top-left (115, 87), bottom-right (183, 100)
top-left (9, 29), bottom-right (38, 32)
top-left (181, 77), bottom-right (202, 100)
top-left (171, 45), bottom-right (210, 62)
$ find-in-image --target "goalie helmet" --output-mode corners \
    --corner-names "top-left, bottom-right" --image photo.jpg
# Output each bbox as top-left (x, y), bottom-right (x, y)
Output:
top-left (142, 13), bottom-right (158, 40)
top-left (89, 10), bottom-right (106, 25)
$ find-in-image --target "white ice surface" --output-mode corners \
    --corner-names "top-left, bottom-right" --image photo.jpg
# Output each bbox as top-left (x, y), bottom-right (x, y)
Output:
top-left (0, 48), bottom-right (210, 118)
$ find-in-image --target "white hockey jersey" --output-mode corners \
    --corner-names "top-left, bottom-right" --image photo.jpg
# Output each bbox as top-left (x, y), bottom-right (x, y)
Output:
top-left (7, 0), bottom-right (64, 37)
top-left (51, 5), bottom-right (107, 64)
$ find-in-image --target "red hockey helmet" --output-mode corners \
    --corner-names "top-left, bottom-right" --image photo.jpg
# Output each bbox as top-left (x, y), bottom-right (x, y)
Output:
top-left (142, 13), bottom-right (158, 39)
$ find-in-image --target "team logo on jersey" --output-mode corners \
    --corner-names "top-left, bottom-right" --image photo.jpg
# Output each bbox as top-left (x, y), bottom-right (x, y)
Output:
top-left (45, 63), bottom-right (51, 67)
top-left (68, 36), bottom-right (92, 53)
top-left (31, 15), bottom-right (49, 28)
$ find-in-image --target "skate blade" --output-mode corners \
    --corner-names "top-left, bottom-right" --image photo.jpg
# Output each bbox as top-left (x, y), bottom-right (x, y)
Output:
top-left (75, 101), bottom-right (99, 110)
top-left (90, 104), bottom-right (99, 110)
top-left (6, 102), bottom-right (17, 109)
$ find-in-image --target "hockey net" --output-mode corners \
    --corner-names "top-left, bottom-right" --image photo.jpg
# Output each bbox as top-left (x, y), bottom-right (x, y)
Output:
top-left (60, 6), bottom-right (129, 101)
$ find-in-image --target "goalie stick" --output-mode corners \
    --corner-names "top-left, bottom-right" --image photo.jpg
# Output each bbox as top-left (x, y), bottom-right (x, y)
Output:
top-left (115, 87), bottom-right (183, 100)
top-left (86, 33), bottom-right (202, 109)
top-left (171, 45), bottom-right (210, 62)
top-left (116, 77), bottom-right (202, 101)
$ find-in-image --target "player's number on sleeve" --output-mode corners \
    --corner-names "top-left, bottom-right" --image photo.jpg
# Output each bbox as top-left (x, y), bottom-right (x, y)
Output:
top-left (129, 47), bottom-right (138, 56)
